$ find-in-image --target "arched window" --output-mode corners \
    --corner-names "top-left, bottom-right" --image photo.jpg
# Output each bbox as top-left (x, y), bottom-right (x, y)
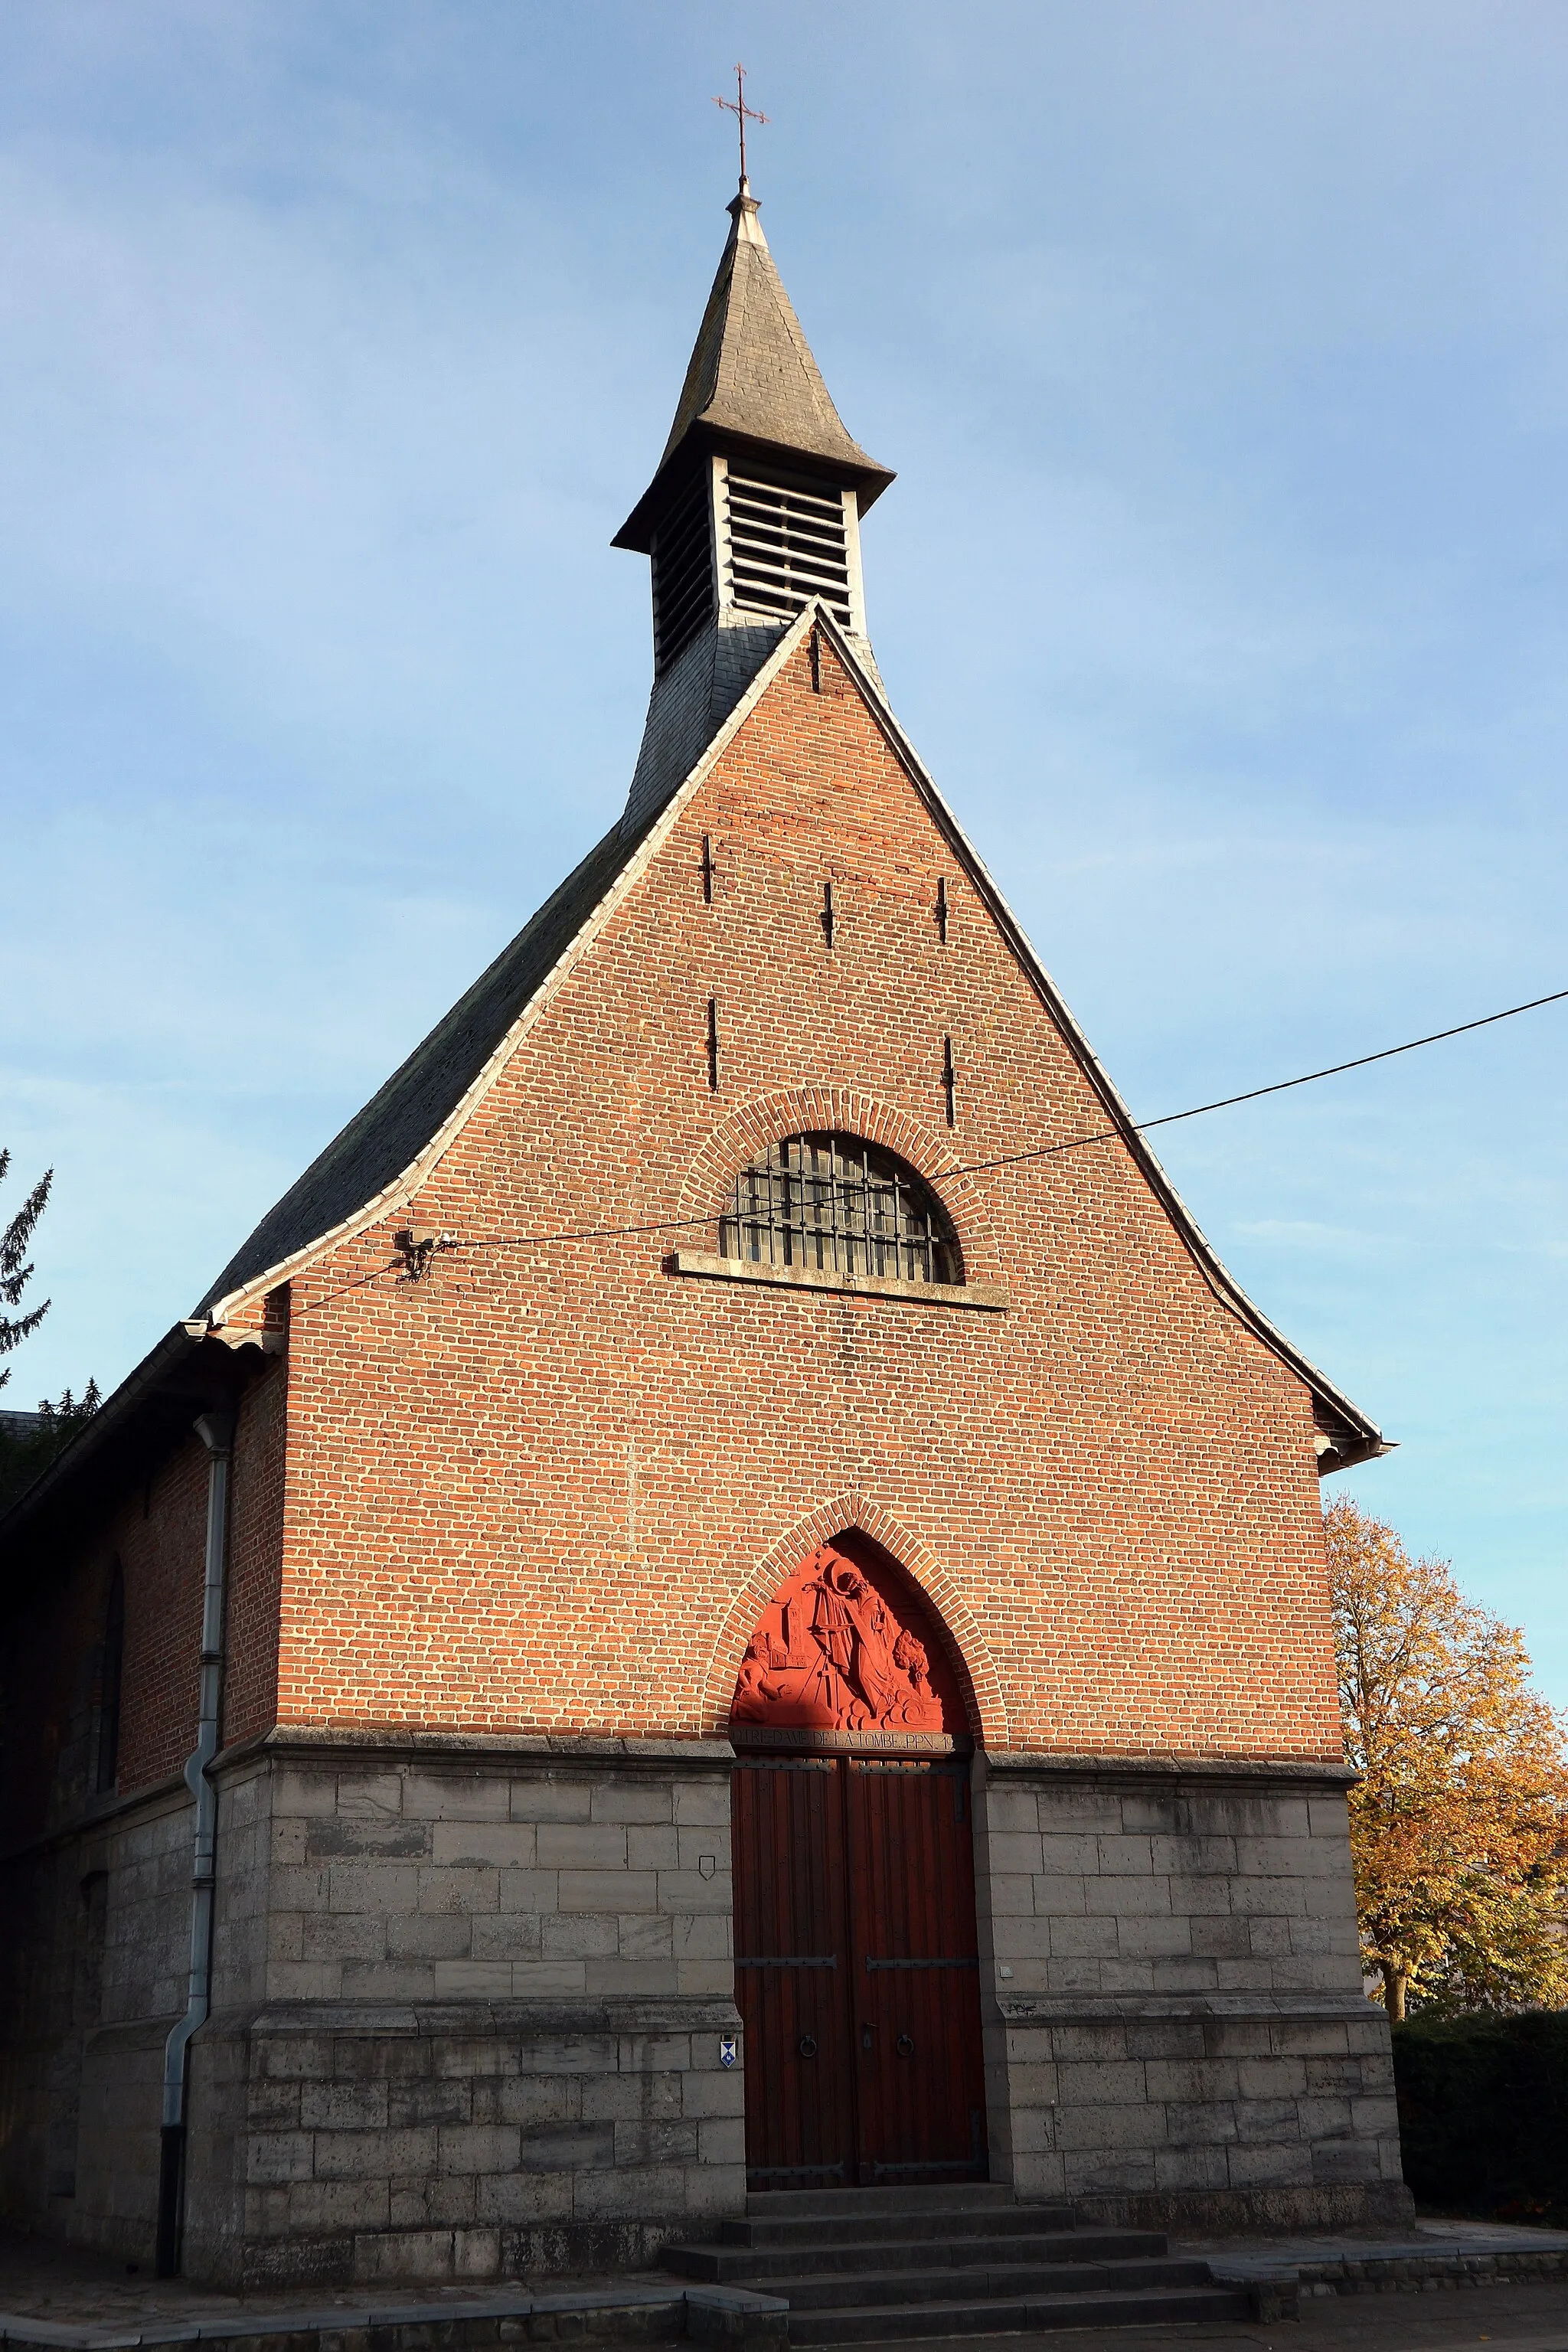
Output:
top-left (94, 1565), bottom-right (124, 1795)
top-left (718, 1132), bottom-right (961, 1286)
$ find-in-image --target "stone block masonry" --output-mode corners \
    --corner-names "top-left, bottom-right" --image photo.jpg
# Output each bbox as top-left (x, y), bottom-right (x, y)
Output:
top-left (0, 1777), bottom-right (198, 2262)
top-left (182, 1740), bottom-right (743, 2288)
top-left (977, 1761), bottom-right (1410, 2232)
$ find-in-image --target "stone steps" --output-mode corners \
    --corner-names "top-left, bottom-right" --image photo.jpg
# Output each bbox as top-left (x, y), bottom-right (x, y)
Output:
top-left (785, 2285), bottom-right (1253, 2345)
top-left (663, 2187), bottom-right (1253, 2344)
top-left (756, 2256), bottom-right (1223, 2312)
top-left (738, 2187), bottom-right (1026, 2217)
top-left (671, 2233), bottom-right (1185, 2285)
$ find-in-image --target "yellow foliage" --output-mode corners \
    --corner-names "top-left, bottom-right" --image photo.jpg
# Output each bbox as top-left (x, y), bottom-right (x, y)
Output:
top-left (1326, 1498), bottom-right (1568, 2020)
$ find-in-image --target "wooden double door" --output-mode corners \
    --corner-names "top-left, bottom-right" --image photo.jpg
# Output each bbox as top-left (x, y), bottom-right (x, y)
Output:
top-left (733, 1752), bottom-right (988, 2187)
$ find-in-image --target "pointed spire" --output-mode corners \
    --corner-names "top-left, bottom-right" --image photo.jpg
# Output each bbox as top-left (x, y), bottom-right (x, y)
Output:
top-left (614, 185), bottom-right (893, 553)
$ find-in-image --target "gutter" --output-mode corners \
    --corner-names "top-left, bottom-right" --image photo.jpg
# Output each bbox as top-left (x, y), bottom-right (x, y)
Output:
top-left (155, 1409), bottom-right (234, 2278)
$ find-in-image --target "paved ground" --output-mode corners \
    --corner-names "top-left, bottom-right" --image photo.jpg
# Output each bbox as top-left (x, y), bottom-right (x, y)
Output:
top-left (0, 2230), bottom-right (663, 2329)
top-left (887, 2278), bottom-right (1568, 2352)
top-left (4, 2223), bottom-right (1568, 2351)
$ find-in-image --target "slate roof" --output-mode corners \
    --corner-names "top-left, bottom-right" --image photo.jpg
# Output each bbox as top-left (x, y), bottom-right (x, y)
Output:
top-left (194, 812), bottom-right (650, 1318)
top-left (614, 188), bottom-right (894, 554)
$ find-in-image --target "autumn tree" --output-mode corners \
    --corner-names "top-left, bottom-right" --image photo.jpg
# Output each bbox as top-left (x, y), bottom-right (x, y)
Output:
top-left (1327, 1496), bottom-right (1568, 2021)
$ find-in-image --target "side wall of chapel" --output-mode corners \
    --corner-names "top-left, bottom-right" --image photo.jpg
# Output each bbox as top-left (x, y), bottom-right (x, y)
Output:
top-left (0, 1358), bottom-right (287, 2257)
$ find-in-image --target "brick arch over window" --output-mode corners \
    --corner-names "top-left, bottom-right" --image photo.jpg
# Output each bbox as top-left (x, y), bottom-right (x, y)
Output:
top-left (680, 1087), bottom-right (1001, 1279)
top-left (698, 1491), bottom-right (1009, 1748)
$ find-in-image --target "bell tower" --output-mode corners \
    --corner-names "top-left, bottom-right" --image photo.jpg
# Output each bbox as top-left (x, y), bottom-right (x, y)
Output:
top-left (614, 178), bottom-right (893, 830)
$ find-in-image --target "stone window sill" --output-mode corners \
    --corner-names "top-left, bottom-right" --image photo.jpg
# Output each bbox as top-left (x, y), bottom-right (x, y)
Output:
top-left (665, 1249), bottom-right (1008, 1312)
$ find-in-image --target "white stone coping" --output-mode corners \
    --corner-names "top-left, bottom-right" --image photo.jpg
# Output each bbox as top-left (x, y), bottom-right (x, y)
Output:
top-left (666, 1250), bottom-right (1008, 1310)
top-left (984, 1750), bottom-right (1359, 1785)
top-left (214, 1729), bottom-right (737, 1774)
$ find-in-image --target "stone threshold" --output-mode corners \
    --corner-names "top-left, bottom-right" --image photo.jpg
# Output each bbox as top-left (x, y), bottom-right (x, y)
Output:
top-left (0, 2282), bottom-right (786, 2352)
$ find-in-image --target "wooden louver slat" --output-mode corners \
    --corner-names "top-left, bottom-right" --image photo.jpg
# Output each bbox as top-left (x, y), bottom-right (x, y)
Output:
top-left (652, 471), bottom-right (717, 672)
top-left (727, 464), bottom-right (854, 629)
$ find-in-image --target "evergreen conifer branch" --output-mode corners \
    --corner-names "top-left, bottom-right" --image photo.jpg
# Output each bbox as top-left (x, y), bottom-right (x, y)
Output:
top-left (0, 1148), bottom-right (54, 1390)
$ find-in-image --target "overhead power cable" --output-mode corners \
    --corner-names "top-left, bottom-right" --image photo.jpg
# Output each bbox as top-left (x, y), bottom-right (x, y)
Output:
top-left (410, 982), bottom-right (1568, 1263)
top-left (1121, 984), bottom-right (1568, 1138)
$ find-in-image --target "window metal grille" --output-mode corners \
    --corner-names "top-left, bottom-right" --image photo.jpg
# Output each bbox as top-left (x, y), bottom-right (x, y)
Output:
top-left (652, 469), bottom-right (717, 673)
top-left (719, 1133), bottom-right (961, 1286)
top-left (727, 465), bottom-right (854, 629)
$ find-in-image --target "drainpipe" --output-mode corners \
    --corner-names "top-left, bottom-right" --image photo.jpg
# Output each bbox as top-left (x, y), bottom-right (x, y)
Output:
top-left (155, 1409), bottom-right (235, 2278)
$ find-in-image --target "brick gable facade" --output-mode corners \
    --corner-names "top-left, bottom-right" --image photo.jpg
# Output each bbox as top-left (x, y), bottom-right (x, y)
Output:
top-left (260, 626), bottom-right (1339, 1759)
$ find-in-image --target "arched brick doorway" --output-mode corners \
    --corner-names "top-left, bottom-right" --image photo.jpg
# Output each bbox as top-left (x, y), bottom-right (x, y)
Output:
top-left (728, 1530), bottom-right (988, 2189)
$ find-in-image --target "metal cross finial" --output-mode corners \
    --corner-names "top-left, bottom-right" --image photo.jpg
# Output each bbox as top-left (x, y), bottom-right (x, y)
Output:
top-left (712, 62), bottom-right (768, 190)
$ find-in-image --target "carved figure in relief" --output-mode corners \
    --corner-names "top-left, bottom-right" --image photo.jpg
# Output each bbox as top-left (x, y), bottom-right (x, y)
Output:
top-left (891, 1628), bottom-right (936, 1723)
top-left (730, 1544), bottom-right (947, 1733)
top-left (733, 1636), bottom-right (791, 1719)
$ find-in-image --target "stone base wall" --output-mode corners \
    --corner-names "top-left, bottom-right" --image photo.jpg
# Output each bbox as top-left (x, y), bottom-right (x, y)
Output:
top-left (5, 1740), bottom-right (1411, 2280)
top-left (0, 1780), bottom-right (191, 2257)
top-left (75, 2017), bottom-right (176, 2259)
top-left (182, 1736), bottom-right (746, 2286)
top-left (977, 1760), bottom-right (1412, 2231)
top-left (185, 1998), bottom-right (746, 2288)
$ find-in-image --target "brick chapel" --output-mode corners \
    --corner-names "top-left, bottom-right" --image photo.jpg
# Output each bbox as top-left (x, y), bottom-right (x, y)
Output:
top-left (0, 169), bottom-right (1413, 2291)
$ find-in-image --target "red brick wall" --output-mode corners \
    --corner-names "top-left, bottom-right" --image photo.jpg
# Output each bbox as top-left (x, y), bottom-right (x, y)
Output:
top-left (115, 1438), bottom-right (207, 1791)
top-left (220, 1351), bottom-right (289, 1749)
top-left (0, 1535), bottom-right (115, 1844)
top-left (0, 1438), bottom-right (205, 1838)
top-left (1, 1350), bottom-right (289, 1838)
top-left (258, 634), bottom-right (1344, 1760)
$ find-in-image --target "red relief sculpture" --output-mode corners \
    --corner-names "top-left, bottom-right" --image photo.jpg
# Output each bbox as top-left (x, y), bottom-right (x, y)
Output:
top-left (730, 1539), bottom-right (960, 1734)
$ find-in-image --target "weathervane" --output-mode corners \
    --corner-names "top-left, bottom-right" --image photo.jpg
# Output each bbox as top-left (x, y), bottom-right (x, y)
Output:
top-left (712, 62), bottom-right (768, 191)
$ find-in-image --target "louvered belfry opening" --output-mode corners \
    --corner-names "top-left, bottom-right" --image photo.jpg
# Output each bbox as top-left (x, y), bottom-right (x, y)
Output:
top-left (727, 461), bottom-right (854, 629)
top-left (650, 463), bottom-right (717, 674)
top-left (720, 1132), bottom-right (961, 1285)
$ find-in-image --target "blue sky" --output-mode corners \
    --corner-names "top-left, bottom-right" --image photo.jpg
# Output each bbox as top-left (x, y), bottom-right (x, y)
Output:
top-left (2, 4), bottom-right (1564, 1700)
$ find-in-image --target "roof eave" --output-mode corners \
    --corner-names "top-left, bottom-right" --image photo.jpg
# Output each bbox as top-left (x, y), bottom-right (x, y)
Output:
top-left (0, 1320), bottom-right (276, 1596)
top-left (1314, 1429), bottom-right (1396, 1478)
